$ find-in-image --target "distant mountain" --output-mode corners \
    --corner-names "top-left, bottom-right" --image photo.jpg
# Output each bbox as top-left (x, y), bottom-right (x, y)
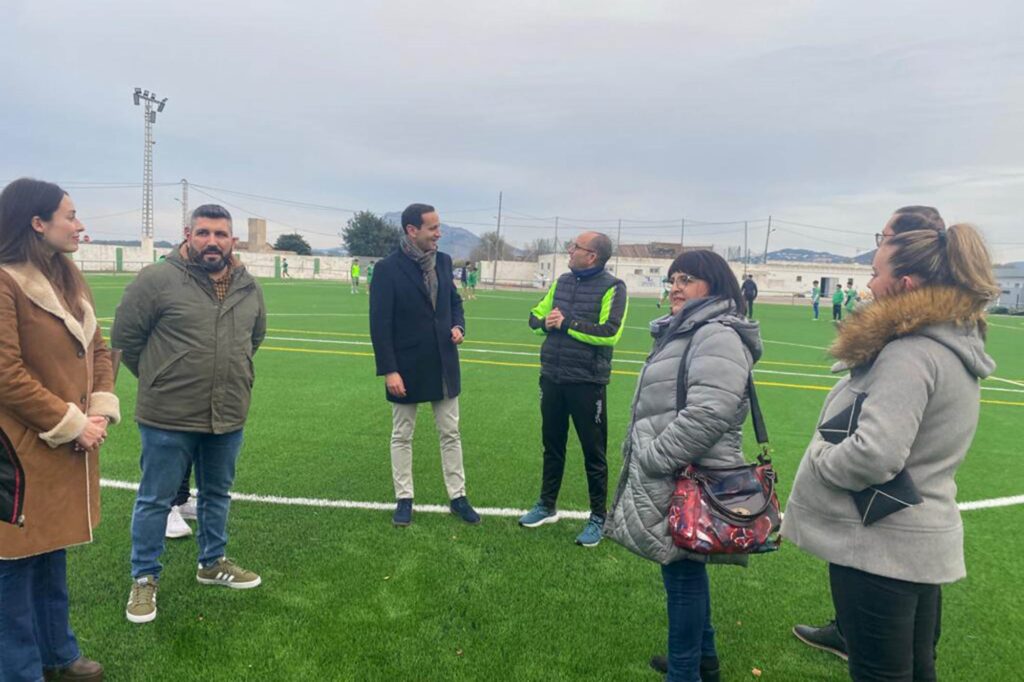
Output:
top-left (382, 212), bottom-right (482, 261)
top-left (852, 250), bottom-right (874, 265)
top-left (764, 248), bottom-right (855, 264)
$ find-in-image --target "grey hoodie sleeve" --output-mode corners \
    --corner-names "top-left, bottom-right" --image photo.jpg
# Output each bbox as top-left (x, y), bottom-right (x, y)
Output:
top-left (637, 325), bottom-right (751, 478)
top-left (808, 339), bottom-right (936, 491)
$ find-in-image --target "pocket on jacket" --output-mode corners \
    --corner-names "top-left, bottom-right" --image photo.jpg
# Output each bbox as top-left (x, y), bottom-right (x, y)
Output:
top-left (146, 350), bottom-right (190, 389)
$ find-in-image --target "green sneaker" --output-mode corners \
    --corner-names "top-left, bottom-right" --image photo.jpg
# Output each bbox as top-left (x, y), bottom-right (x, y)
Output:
top-left (196, 557), bottom-right (262, 589)
top-left (126, 575), bottom-right (158, 623)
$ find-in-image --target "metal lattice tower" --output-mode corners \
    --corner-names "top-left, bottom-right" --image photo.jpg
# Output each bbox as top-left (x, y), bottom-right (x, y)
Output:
top-left (133, 88), bottom-right (168, 241)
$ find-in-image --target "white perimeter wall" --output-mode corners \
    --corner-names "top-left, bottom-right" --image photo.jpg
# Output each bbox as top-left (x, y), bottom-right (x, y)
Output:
top-left (480, 255), bottom-right (875, 296)
top-left (71, 243), bottom-right (381, 282)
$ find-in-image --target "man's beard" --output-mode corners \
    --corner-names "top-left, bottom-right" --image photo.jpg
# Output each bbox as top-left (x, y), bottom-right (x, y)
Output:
top-left (188, 244), bottom-right (229, 273)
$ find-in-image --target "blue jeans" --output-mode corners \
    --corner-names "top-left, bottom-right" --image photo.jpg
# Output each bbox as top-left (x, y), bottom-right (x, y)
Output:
top-left (813, 301), bottom-right (820, 319)
top-left (661, 559), bottom-right (717, 682)
top-left (0, 550), bottom-right (81, 682)
top-left (130, 425), bottom-right (244, 578)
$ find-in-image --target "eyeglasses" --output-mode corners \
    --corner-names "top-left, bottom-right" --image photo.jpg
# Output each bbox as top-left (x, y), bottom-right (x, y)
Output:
top-left (568, 242), bottom-right (596, 254)
top-left (670, 274), bottom-right (701, 286)
top-left (874, 232), bottom-right (892, 247)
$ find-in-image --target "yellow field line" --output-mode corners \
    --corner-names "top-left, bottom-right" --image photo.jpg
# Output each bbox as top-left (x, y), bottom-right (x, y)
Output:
top-left (261, 345), bottom-right (375, 358)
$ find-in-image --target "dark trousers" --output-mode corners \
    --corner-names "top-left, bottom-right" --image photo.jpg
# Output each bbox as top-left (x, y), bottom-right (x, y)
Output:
top-left (0, 550), bottom-right (81, 682)
top-left (830, 563), bottom-right (941, 682)
top-left (745, 297), bottom-right (755, 318)
top-left (538, 376), bottom-right (608, 516)
top-left (662, 559), bottom-right (716, 682)
top-left (833, 303), bottom-right (843, 320)
top-left (172, 463), bottom-right (193, 507)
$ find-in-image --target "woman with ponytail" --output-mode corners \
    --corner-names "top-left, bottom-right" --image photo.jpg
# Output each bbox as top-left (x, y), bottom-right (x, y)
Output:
top-left (0, 178), bottom-right (119, 681)
top-left (782, 210), bottom-right (998, 681)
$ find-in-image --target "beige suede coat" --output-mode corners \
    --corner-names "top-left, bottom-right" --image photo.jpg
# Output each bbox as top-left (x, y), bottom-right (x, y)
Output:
top-left (0, 262), bottom-right (120, 559)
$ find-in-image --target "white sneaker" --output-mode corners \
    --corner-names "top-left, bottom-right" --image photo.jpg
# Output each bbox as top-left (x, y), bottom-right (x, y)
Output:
top-left (165, 507), bottom-right (192, 539)
top-left (177, 496), bottom-right (198, 520)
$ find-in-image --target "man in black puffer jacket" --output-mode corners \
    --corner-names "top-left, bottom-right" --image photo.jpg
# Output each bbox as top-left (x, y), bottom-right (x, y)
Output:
top-left (519, 231), bottom-right (628, 547)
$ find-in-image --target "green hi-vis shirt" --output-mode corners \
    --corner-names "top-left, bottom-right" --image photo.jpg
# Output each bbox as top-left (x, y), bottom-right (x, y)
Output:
top-left (351, 264), bottom-right (360, 277)
top-left (812, 286), bottom-right (821, 303)
top-left (832, 289), bottom-right (845, 305)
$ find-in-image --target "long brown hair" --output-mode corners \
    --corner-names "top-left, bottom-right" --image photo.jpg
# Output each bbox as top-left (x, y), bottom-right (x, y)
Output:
top-left (0, 178), bottom-right (88, 319)
top-left (888, 223), bottom-right (999, 318)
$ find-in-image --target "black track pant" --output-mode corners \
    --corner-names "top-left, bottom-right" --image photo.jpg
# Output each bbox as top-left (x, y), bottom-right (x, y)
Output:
top-left (538, 376), bottom-right (608, 516)
top-left (830, 563), bottom-right (941, 682)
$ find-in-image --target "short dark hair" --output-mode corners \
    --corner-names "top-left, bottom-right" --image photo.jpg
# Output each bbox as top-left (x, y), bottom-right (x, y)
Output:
top-left (812, 279), bottom-right (819, 284)
top-left (589, 232), bottom-right (613, 267)
top-left (668, 249), bottom-right (746, 315)
top-left (401, 203), bottom-right (435, 236)
top-left (889, 206), bottom-right (945, 234)
top-left (190, 204), bottom-right (233, 230)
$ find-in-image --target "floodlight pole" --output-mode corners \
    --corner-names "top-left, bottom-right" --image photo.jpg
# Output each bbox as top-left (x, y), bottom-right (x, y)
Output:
top-left (133, 87), bottom-right (168, 259)
top-left (680, 218), bottom-right (685, 253)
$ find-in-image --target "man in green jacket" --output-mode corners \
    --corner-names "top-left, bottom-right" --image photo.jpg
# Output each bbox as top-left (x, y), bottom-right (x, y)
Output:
top-left (112, 204), bottom-right (267, 624)
top-left (832, 284), bottom-right (845, 321)
top-left (519, 231), bottom-right (628, 547)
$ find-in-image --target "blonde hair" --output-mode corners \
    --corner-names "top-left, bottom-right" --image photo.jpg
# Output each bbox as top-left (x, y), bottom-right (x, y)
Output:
top-left (888, 223), bottom-right (999, 310)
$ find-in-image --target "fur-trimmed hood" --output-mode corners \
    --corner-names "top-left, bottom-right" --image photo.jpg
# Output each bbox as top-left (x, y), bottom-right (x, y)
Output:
top-left (830, 285), bottom-right (995, 378)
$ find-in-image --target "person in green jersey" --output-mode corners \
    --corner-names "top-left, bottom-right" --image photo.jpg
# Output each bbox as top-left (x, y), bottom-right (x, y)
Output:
top-left (844, 286), bottom-right (859, 314)
top-left (366, 261), bottom-right (374, 293)
top-left (832, 284), bottom-right (844, 321)
top-left (811, 280), bottom-right (821, 320)
top-left (350, 258), bottom-right (360, 294)
top-left (466, 264), bottom-right (479, 300)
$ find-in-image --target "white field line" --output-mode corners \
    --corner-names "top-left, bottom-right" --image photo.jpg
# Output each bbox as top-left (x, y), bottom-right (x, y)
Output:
top-left (261, 335), bottom-right (1024, 395)
top-left (99, 478), bottom-right (1021, 516)
top-left (98, 479), bottom-right (591, 519)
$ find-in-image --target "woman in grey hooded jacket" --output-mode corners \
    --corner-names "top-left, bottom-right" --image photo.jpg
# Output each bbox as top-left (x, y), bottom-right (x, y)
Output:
top-left (605, 250), bottom-right (763, 682)
top-left (782, 221), bottom-right (999, 681)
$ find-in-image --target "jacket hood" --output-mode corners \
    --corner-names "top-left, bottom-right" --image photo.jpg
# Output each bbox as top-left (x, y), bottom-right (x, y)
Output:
top-left (830, 285), bottom-right (995, 378)
top-left (651, 296), bottom-right (763, 362)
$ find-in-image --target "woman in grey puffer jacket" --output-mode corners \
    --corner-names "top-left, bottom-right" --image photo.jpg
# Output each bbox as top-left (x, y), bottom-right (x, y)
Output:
top-left (605, 250), bottom-right (762, 682)
top-left (783, 221), bottom-right (999, 681)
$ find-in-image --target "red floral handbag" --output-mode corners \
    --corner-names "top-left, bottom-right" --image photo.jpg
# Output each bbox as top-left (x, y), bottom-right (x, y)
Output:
top-left (668, 374), bottom-right (782, 555)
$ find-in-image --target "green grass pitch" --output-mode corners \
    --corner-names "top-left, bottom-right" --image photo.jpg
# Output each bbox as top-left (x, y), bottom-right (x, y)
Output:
top-left (66, 275), bottom-right (1023, 680)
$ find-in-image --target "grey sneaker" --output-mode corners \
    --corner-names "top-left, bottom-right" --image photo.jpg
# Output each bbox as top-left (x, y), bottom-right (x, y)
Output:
top-left (575, 513), bottom-right (605, 547)
top-left (518, 503), bottom-right (558, 528)
top-left (126, 575), bottom-right (158, 623)
top-left (196, 557), bottom-right (261, 589)
top-left (793, 620), bottom-right (848, 661)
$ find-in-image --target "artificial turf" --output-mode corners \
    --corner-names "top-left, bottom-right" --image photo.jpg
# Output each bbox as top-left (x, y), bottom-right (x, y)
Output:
top-left (64, 274), bottom-right (1023, 680)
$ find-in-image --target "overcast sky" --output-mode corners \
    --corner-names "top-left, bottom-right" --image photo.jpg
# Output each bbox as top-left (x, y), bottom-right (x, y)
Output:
top-left (3, 1), bottom-right (1022, 260)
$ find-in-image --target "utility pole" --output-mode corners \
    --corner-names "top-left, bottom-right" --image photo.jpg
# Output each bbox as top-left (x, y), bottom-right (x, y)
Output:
top-left (614, 218), bottom-right (622, 275)
top-left (762, 215), bottom-right (774, 266)
top-left (552, 216), bottom-right (559, 284)
top-left (744, 221), bottom-right (749, 275)
top-left (180, 178), bottom-right (189, 235)
top-left (680, 217), bottom-right (686, 254)
top-left (133, 87), bottom-right (168, 260)
top-left (492, 191), bottom-right (503, 286)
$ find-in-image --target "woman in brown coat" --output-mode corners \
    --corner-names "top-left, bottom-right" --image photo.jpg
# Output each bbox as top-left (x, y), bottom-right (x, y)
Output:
top-left (0, 178), bottom-right (120, 682)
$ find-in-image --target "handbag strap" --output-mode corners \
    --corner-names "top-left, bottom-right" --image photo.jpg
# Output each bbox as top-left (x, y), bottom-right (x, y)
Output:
top-left (674, 324), bottom-right (771, 460)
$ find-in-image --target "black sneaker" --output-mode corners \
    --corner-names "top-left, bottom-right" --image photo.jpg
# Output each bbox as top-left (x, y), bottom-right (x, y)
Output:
top-left (393, 498), bottom-right (413, 527)
top-left (792, 620), bottom-right (848, 661)
top-left (649, 655), bottom-right (720, 680)
top-left (449, 496), bottom-right (481, 525)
